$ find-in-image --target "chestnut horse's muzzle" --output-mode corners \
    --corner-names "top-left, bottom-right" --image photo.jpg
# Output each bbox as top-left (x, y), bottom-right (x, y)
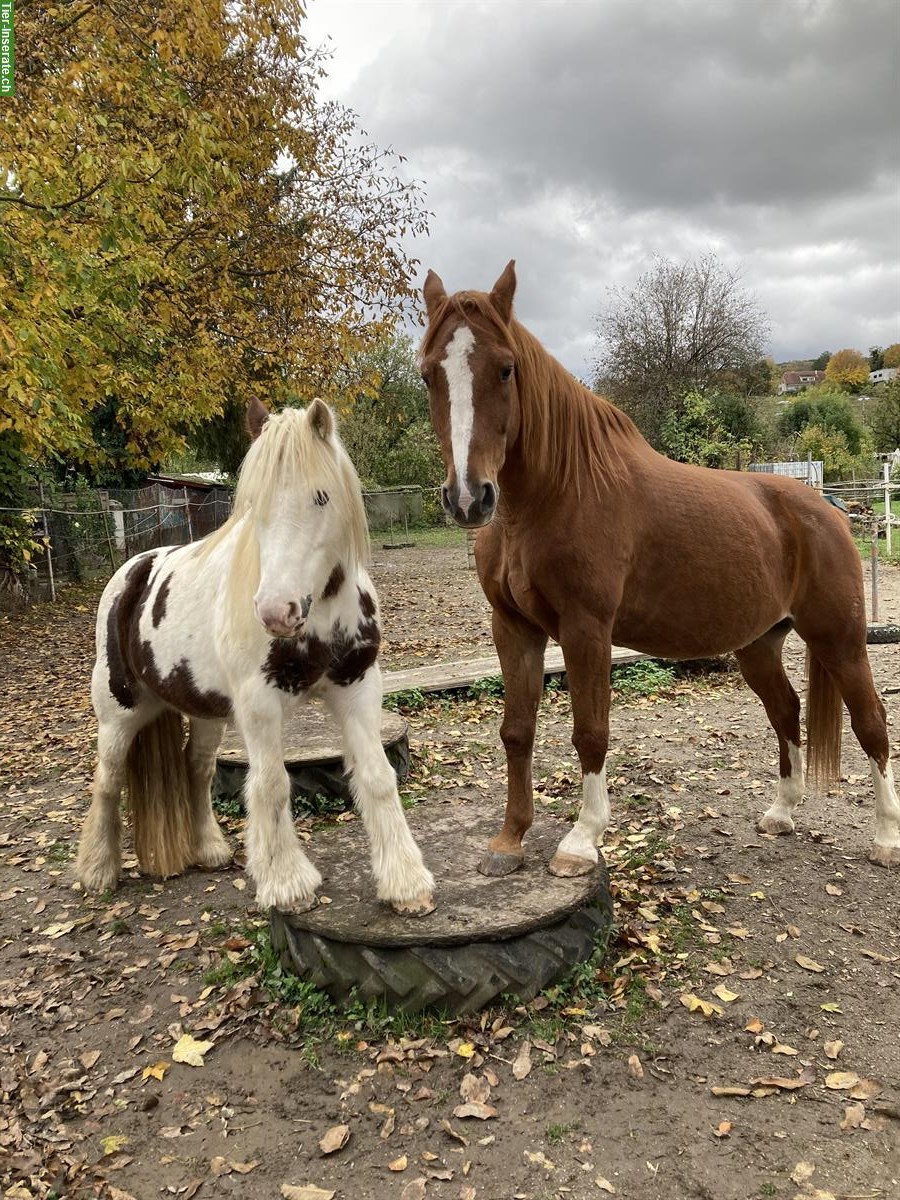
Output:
top-left (441, 479), bottom-right (498, 528)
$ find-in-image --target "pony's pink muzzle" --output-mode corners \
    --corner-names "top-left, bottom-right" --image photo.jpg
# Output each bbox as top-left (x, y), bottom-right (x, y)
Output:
top-left (254, 594), bottom-right (312, 639)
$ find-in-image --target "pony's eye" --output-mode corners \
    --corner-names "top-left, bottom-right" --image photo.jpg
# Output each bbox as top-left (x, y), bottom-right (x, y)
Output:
top-left (314, 490), bottom-right (329, 506)
top-left (500, 365), bottom-right (514, 383)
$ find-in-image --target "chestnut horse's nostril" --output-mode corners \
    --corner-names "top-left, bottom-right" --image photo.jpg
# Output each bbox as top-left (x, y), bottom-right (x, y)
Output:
top-left (481, 481), bottom-right (496, 512)
top-left (441, 484), bottom-right (453, 513)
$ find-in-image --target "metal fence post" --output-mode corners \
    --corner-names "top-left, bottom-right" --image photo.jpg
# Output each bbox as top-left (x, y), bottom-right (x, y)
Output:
top-left (37, 482), bottom-right (57, 602)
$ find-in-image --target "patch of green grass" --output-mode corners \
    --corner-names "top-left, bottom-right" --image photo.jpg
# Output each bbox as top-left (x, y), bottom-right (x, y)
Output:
top-left (387, 687), bottom-right (428, 712)
top-left (611, 660), bottom-right (676, 699)
top-left (468, 674), bottom-right (505, 700)
top-left (759, 1184), bottom-right (777, 1197)
top-left (293, 791), bottom-right (347, 821)
top-left (211, 792), bottom-right (244, 819)
top-left (546, 1120), bottom-right (581, 1144)
top-left (46, 841), bottom-right (74, 864)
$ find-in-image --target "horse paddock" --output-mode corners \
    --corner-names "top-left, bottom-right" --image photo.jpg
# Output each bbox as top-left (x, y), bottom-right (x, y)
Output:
top-left (1, 529), bottom-right (899, 1200)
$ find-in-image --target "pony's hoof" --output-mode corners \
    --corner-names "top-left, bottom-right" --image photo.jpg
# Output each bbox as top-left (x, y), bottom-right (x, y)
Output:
top-left (193, 841), bottom-right (233, 870)
top-left (76, 861), bottom-right (120, 895)
top-left (869, 843), bottom-right (900, 868)
top-left (478, 851), bottom-right (524, 878)
top-left (757, 813), bottom-right (795, 836)
top-left (276, 894), bottom-right (320, 916)
top-left (548, 851), bottom-right (596, 878)
top-left (390, 891), bottom-right (435, 917)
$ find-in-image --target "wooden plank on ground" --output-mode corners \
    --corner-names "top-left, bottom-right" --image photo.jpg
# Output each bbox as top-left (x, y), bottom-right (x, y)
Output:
top-left (382, 644), bottom-right (645, 696)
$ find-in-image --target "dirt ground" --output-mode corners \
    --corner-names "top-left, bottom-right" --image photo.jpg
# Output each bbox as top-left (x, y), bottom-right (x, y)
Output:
top-left (1, 531), bottom-right (899, 1200)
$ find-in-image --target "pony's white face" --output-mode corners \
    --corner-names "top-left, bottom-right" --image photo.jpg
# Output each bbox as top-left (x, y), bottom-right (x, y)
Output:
top-left (244, 399), bottom-right (355, 639)
top-left (420, 262), bottom-right (520, 528)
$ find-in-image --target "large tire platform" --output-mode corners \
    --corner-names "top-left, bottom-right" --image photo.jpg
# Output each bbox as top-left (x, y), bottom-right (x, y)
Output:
top-left (214, 704), bottom-right (409, 811)
top-left (271, 805), bottom-right (613, 1015)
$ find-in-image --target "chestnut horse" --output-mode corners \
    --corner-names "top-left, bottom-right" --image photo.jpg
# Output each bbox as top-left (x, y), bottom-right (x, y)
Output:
top-left (420, 261), bottom-right (899, 877)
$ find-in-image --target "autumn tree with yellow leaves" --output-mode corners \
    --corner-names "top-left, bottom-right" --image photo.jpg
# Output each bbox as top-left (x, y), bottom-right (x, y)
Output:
top-left (0, 0), bottom-right (426, 476)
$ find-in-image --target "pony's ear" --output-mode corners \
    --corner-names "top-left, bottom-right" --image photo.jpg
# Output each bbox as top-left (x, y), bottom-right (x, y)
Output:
top-left (490, 260), bottom-right (516, 323)
top-left (246, 396), bottom-right (269, 440)
top-left (423, 269), bottom-right (447, 320)
top-left (308, 397), bottom-right (334, 441)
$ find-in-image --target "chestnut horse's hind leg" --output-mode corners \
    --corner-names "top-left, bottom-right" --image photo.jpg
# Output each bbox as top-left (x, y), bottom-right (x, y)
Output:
top-left (480, 609), bottom-right (548, 877)
top-left (804, 640), bottom-right (900, 867)
top-left (186, 717), bottom-right (233, 869)
top-left (548, 627), bottom-right (613, 878)
top-left (734, 625), bottom-right (804, 837)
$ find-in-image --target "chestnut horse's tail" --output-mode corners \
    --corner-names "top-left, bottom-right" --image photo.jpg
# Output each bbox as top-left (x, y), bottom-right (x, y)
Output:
top-left (126, 710), bottom-right (193, 877)
top-left (805, 651), bottom-right (843, 787)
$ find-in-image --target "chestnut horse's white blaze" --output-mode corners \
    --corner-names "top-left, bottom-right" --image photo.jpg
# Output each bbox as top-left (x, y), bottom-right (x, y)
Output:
top-left (420, 260), bottom-right (900, 879)
top-left (442, 324), bottom-right (478, 518)
top-left (76, 399), bottom-right (434, 916)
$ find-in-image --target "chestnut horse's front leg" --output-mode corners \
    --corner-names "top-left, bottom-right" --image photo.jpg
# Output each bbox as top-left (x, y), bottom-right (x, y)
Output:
top-left (480, 607), bottom-right (548, 876)
top-left (549, 623), bottom-right (613, 877)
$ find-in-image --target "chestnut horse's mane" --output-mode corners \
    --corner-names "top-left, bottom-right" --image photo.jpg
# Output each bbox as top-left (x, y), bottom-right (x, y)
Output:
top-left (422, 291), bottom-right (643, 493)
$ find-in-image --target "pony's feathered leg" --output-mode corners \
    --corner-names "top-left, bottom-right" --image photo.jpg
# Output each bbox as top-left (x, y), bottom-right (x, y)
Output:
top-left (236, 693), bottom-right (321, 910)
top-left (323, 669), bottom-right (434, 915)
top-left (77, 704), bottom-right (155, 894)
top-left (186, 718), bottom-right (232, 869)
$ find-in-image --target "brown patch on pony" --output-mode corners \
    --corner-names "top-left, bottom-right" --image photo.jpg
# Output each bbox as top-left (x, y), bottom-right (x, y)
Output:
top-left (262, 594), bottom-right (381, 694)
top-left (322, 564), bottom-right (345, 600)
top-left (107, 553), bottom-right (157, 709)
top-left (126, 709), bottom-right (193, 877)
top-left (151, 575), bottom-right (171, 628)
top-left (137, 650), bottom-right (231, 719)
top-left (263, 635), bottom-right (332, 695)
top-left (420, 290), bottom-right (639, 494)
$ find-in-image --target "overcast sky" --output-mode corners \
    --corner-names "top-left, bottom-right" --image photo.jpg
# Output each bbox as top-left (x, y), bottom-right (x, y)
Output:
top-left (305, 0), bottom-right (900, 377)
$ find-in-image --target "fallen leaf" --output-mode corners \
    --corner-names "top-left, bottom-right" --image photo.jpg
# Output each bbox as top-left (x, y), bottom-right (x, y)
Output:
top-left (142, 1061), bottom-right (170, 1082)
top-left (80, 1049), bottom-right (101, 1070)
top-left (280, 1187), bottom-right (335, 1200)
top-left (229, 1161), bottom-right (259, 1174)
top-left (100, 1135), bottom-right (129, 1156)
top-left (679, 992), bottom-right (723, 1018)
top-left (744, 1018), bottom-right (764, 1034)
top-left (455, 1042), bottom-right (476, 1059)
top-left (399, 1180), bottom-right (427, 1200)
top-left (790, 1161), bottom-right (816, 1184)
top-left (849, 1078), bottom-right (882, 1101)
top-left (840, 1102), bottom-right (866, 1131)
top-left (319, 1124), bottom-right (351, 1155)
top-left (712, 984), bottom-right (740, 1004)
top-left (459, 1073), bottom-right (490, 1105)
top-left (512, 1041), bottom-right (532, 1080)
top-left (710, 1086), bottom-right (752, 1097)
top-left (771, 1043), bottom-right (799, 1056)
top-left (627, 1054), bottom-right (644, 1080)
top-left (172, 1034), bottom-right (214, 1068)
top-left (795, 955), bottom-right (825, 973)
top-left (820, 1002), bottom-right (843, 1013)
top-left (823, 1040), bottom-right (843, 1060)
top-left (596, 1177), bottom-right (616, 1193)
top-left (825, 883), bottom-right (842, 896)
top-left (389, 1156), bottom-right (408, 1172)
top-left (713, 1120), bottom-right (731, 1138)
top-left (453, 1102), bottom-right (497, 1120)
top-left (825, 1071), bottom-right (860, 1091)
top-left (439, 1119), bottom-right (469, 1146)
top-left (524, 1150), bottom-right (555, 1169)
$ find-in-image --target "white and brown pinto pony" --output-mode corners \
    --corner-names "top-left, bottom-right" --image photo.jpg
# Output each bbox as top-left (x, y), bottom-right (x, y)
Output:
top-left (420, 262), bottom-right (899, 877)
top-left (76, 399), bottom-right (434, 915)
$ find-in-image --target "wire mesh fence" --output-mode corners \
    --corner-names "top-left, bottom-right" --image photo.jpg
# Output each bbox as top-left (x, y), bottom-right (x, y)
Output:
top-left (2, 481), bottom-right (451, 605)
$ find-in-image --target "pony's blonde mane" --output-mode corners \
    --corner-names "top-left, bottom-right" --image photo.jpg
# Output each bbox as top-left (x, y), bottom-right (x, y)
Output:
top-left (197, 405), bottom-right (370, 571)
top-left (422, 291), bottom-right (641, 493)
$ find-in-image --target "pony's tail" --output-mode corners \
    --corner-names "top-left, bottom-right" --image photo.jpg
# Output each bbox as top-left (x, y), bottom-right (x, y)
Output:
top-left (126, 710), bottom-right (193, 877)
top-left (806, 651), bottom-right (843, 787)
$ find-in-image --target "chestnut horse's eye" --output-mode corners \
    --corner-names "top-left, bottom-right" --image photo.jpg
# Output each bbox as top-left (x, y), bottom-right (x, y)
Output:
top-left (500, 365), bottom-right (514, 383)
top-left (314, 490), bottom-right (329, 506)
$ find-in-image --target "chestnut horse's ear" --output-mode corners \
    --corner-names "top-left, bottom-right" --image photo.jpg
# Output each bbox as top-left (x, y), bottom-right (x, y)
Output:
top-left (490, 260), bottom-right (517, 323)
top-left (246, 396), bottom-right (269, 440)
top-left (308, 397), bottom-right (334, 441)
top-left (423, 269), bottom-right (447, 320)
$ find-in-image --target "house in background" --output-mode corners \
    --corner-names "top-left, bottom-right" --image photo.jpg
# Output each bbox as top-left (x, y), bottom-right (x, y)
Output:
top-left (869, 367), bottom-right (898, 385)
top-left (778, 369), bottom-right (827, 394)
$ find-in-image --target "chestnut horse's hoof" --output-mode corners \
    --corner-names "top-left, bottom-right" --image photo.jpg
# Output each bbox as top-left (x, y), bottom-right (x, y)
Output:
top-left (478, 850), bottom-right (524, 878)
top-left (869, 843), bottom-right (900, 868)
top-left (548, 851), bottom-right (597, 878)
top-left (390, 891), bottom-right (436, 917)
